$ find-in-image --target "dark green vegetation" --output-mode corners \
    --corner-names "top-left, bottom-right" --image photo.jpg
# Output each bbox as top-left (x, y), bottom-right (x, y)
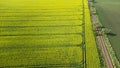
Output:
top-left (95, 0), bottom-right (120, 62)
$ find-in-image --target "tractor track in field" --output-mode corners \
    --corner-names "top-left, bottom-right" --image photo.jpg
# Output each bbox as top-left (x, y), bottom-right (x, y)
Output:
top-left (88, 0), bottom-right (113, 68)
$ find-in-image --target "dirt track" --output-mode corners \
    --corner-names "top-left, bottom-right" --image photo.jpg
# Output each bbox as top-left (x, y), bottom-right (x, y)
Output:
top-left (88, 0), bottom-right (113, 68)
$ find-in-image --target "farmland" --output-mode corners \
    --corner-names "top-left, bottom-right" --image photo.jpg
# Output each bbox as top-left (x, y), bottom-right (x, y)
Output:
top-left (0, 0), bottom-right (100, 68)
top-left (95, 0), bottom-right (120, 62)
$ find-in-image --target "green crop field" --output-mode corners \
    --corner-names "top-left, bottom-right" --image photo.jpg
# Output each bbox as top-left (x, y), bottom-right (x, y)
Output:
top-left (95, 0), bottom-right (120, 62)
top-left (0, 0), bottom-right (100, 68)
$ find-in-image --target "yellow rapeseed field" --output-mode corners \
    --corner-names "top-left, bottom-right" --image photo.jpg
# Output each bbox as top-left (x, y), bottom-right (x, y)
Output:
top-left (0, 0), bottom-right (100, 68)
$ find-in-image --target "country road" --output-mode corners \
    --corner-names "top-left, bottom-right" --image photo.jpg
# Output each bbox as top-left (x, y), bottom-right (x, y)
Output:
top-left (97, 35), bottom-right (113, 68)
top-left (88, 0), bottom-right (113, 68)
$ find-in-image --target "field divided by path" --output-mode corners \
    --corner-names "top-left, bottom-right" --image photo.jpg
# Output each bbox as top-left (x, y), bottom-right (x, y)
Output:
top-left (0, 0), bottom-right (100, 68)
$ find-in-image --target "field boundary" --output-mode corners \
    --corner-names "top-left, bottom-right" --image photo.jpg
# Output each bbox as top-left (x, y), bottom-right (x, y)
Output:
top-left (88, 2), bottom-right (106, 68)
top-left (91, 1), bottom-right (120, 68)
top-left (102, 29), bottom-right (120, 68)
top-left (88, 0), bottom-right (114, 68)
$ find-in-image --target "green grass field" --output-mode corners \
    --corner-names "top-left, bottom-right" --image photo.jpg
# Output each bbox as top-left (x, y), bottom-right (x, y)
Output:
top-left (95, 0), bottom-right (120, 62)
top-left (0, 0), bottom-right (100, 67)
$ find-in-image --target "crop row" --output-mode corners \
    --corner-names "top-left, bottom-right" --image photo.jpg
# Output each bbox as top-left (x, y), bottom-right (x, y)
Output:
top-left (0, 47), bottom-right (83, 67)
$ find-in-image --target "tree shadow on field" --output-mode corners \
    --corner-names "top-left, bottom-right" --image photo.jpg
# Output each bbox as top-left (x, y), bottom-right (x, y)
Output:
top-left (94, 1), bottom-right (97, 3)
top-left (106, 32), bottom-right (117, 36)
